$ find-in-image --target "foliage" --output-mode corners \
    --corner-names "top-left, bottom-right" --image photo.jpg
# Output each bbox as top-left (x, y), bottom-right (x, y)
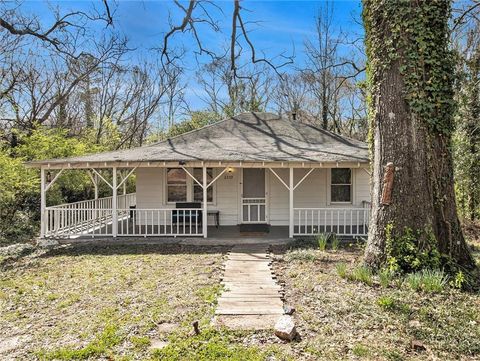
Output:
top-left (317, 233), bottom-right (328, 251)
top-left (37, 323), bottom-right (121, 360)
top-left (287, 238), bottom-right (317, 250)
top-left (0, 127), bottom-right (109, 245)
top-left (378, 268), bottom-right (395, 288)
top-left (376, 296), bottom-right (410, 314)
top-left (336, 262), bottom-right (348, 278)
top-left (405, 269), bottom-right (449, 293)
top-left (148, 111), bottom-right (222, 143)
top-left (348, 265), bottom-right (373, 286)
top-left (331, 234), bottom-right (340, 250)
top-left (385, 223), bottom-right (441, 274)
top-left (363, 0), bottom-right (456, 136)
top-left (152, 329), bottom-right (270, 361)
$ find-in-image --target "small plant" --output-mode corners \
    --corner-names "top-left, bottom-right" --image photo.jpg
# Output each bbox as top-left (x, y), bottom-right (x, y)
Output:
top-left (336, 262), bottom-right (348, 279)
top-left (405, 269), bottom-right (448, 293)
top-left (331, 234), bottom-right (340, 251)
top-left (378, 268), bottom-right (395, 288)
top-left (377, 295), bottom-right (395, 310)
top-left (352, 343), bottom-right (370, 357)
top-left (349, 266), bottom-right (373, 286)
top-left (451, 271), bottom-right (465, 289)
top-left (131, 335), bottom-right (151, 349)
top-left (377, 295), bottom-right (410, 314)
top-left (317, 233), bottom-right (328, 251)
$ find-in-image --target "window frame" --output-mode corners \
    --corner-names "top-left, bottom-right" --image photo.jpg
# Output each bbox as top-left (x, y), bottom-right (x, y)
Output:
top-left (164, 167), bottom-right (216, 205)
top-left (166, 168), bottom-right (188, 203)
top-left (329, 168), bottom-right (353, 204)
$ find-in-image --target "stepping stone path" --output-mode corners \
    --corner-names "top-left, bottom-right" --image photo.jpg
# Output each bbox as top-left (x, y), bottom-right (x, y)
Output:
top-left (214, 244), bottom-right (284, 330)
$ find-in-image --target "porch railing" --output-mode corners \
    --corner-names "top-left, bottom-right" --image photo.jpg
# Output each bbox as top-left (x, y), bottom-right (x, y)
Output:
top-left (117, 208), bottom-right (203, 236)
top-left (293, 207), bottom-right (370, 237)
top-left (45, 193), bottom-right (136, 238)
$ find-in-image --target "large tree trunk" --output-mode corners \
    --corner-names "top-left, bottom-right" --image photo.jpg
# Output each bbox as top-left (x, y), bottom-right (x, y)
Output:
top-left (363, 0), bottom-right (476, 270)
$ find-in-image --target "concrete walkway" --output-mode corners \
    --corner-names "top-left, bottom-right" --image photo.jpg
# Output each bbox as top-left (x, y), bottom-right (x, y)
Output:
top-left (213, 244), bottom-right (284, 330)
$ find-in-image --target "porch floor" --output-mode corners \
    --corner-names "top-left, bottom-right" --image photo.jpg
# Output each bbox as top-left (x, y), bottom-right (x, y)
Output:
top-left (57, 226), bottom-right (291, 246)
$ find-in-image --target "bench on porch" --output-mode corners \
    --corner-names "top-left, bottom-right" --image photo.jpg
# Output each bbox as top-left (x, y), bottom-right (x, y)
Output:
top-left (172, 202), bottom-right (203, 226)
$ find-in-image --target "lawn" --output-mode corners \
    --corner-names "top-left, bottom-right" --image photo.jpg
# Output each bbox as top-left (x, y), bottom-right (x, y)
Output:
top-left (1, 233), bottom-right (479, 361)
top-left (0, 243), bottom-right (231, 360)
top-left (270, 237), bottom-right (480, 361)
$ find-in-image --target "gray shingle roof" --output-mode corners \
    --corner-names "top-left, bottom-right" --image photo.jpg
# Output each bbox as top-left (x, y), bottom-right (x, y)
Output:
top-left (29, 112), bottom-right (369, 166)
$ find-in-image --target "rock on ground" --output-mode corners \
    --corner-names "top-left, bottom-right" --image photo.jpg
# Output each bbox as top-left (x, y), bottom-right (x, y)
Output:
top-left (274, 315), bottom-right (297, 341)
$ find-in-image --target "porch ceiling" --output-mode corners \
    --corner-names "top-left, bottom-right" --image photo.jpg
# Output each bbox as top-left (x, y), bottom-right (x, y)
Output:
top-left (26, 112), bottom-right (369, 169)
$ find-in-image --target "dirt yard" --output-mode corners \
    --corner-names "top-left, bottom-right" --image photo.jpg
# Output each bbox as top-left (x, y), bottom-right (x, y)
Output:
top-left (1, 232), bottom-right (479, 360)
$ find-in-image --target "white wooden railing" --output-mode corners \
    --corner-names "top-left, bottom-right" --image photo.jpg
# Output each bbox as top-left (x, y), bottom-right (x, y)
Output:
top-left (242, 197), bottom-right (267, 223)
top-left (117, 208), bottom-right (203, 237)
top-left (293, 207), bottom-right (370, 237)
top-left (45, 193), bottom-right (136, 238)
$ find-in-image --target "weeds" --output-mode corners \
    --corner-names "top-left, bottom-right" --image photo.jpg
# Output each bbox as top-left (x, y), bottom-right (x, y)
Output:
top-left (336, 263), bottom-right (348, 278)
top-left (285, 249), bottom-right (317, 262)
top-left (317, 233), bottom-right (328, 251)
top-left (331, 234), bottom-right (340, 251)
top-left (405, 269), bottom-right (448, 293)
top-left (348, 266), bottom-right (373, 286)
top-left (378, 269), bottom-right (395, 288)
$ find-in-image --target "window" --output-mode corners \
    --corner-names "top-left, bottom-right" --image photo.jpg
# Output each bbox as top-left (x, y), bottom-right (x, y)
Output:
top-left (331, 168), bottom-right (352, 203)
top-left (167, 168), bottom-right (187, 202)
top-left (193, 168), bottom-right (213, 202)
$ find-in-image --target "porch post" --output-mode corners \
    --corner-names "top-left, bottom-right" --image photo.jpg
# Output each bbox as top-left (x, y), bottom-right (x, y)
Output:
top-left (94, 173), bottom-right (99, 200)
top-left (112, 167), bottom-right (118, 237)
top-left (289, 167), bottom-right (294, 238)
top-left (202, 166), bottom-right (208, 238)
top-left (40, 167), bottom-right (46, 238)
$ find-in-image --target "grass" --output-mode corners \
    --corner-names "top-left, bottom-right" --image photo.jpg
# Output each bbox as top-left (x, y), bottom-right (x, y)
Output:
top-left (348, 265), bottom-right (373, 286)
top-left (285, 248), bottom-right (317, 262)
top-left (405, 269), bottom-right (449, 293)
top-left (317, 233), bottom-right (328, 251)
top-left (0, 243), bottom-right (229, 360)
top-left (271, 242), bottom-right (480, 360)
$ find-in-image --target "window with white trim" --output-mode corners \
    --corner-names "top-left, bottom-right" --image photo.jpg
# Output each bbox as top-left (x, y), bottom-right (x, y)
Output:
top-left (330, 168), bottom-right (352, 203)
top-left (193, 168), bottom-right (213, 202)
top-left (167, 168), bottom-right (187, 202)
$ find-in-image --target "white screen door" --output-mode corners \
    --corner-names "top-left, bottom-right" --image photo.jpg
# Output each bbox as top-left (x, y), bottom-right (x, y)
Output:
top-left (242, 169), bottom-right (266, 223)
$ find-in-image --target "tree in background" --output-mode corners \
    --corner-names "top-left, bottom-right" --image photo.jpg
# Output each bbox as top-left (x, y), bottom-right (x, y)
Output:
top-left (362, 1), bottom-right (476, 276)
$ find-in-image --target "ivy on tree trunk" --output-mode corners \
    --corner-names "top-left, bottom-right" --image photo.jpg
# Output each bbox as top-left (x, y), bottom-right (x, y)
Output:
top-left (362, 0), bottom-right (476, 271)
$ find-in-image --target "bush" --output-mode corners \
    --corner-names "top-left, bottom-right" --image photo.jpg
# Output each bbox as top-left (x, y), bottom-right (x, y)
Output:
top-left (405, 269), bottom-right (448, 293)
top-left (287, 238), bottom-right (317, 250)
top-left (377, 295), bottom-right (410, 314)
top-left (385, 223), bottom-right (441, 273)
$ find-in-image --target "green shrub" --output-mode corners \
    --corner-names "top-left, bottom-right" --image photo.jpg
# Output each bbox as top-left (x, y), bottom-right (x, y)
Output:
top-left (131, 335), bottom-right (151, 349)
top-left (317, 233), bottom-right (328, 251)
top-left (385, 223), bottom-right (441, 273)
top-left (406, 269), bottom-right (448, 293)
top-left (348, 266), bottom-right (373, 286)
top-left (336, 263), bottom-right (348, 279)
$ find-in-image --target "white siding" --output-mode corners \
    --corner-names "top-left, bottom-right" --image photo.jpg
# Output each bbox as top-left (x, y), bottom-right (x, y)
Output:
top-left (135, 166), bottom-right (371, 227)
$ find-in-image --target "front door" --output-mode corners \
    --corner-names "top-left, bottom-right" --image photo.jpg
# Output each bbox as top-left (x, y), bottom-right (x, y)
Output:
top-left (241, 169), bottom-right (267, 223)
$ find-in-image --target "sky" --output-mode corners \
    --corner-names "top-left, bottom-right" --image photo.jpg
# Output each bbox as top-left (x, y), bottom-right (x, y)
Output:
top-left (21, 0), bottom-right (364, 111)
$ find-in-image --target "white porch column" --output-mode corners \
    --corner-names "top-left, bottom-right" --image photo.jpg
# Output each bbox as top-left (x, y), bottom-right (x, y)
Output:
top-left (289, 167), bottom-right (294, 238)
top-left (94, 173), bottom-right (99, 200)
top-left (202, 166), bottom-right (208, 238)
top-left (40, 167), bottom-right (46, 238)
top-left (112, 167), bottom-right (118, 237)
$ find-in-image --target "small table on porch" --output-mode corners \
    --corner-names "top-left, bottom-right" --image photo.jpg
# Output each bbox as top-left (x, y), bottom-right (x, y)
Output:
top-left (208, 210), bottom-right (220, 228)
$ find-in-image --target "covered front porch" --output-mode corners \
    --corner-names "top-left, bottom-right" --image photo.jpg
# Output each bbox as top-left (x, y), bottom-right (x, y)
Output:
top-left (40, 163), bottom-right (371, 240)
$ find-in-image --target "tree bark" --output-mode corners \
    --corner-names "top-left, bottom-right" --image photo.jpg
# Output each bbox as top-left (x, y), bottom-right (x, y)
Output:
top-left (363, 0), bottom-right (476, 270)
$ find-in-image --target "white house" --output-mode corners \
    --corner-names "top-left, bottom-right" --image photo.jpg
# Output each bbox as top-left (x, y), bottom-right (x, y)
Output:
top-left (28, 112), bottom-right (371, 239)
